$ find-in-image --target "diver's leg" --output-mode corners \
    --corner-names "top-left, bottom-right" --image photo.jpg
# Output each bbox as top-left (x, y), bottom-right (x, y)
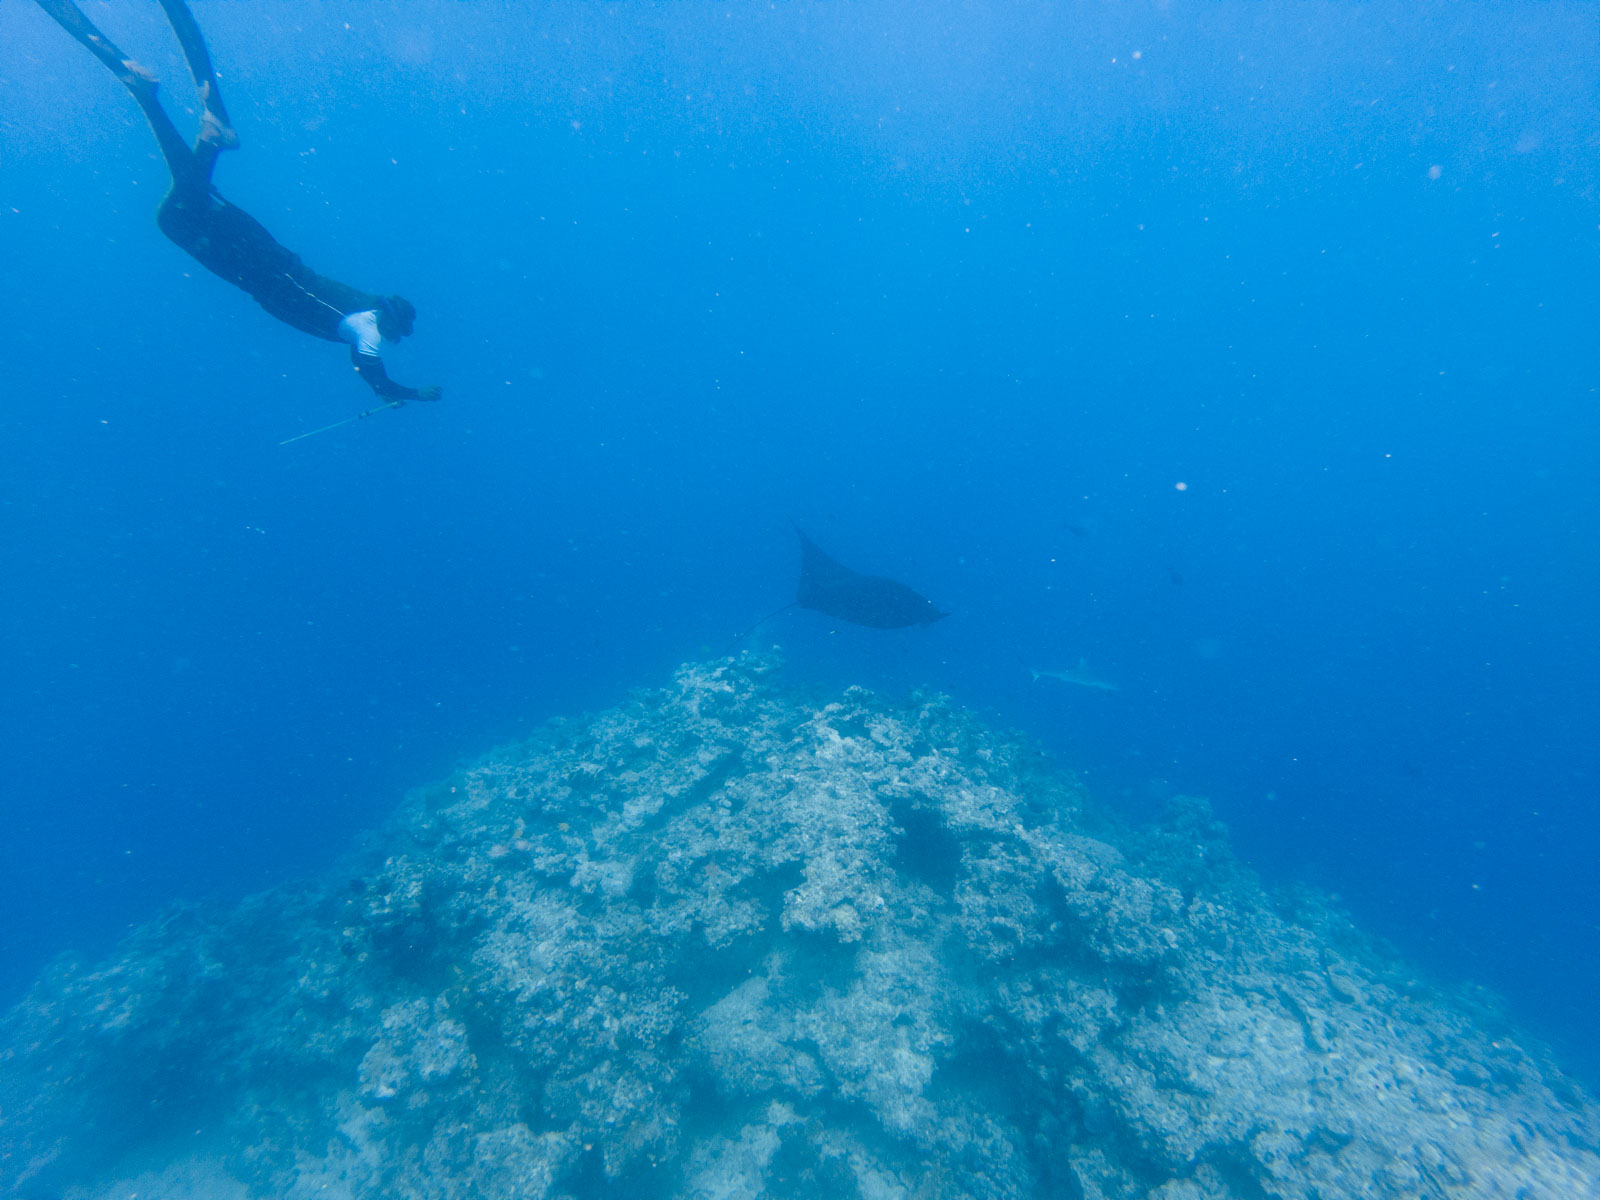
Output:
top-left (32, 0), bottom-right (205, 192)
top-left (155, 0), bottom-right (238, 161)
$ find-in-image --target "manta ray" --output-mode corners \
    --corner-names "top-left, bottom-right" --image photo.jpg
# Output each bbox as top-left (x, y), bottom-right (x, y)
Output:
top-left (794, 529), bottom-right (948, 629)
top-left (732, 529), bottom-right (948, 643)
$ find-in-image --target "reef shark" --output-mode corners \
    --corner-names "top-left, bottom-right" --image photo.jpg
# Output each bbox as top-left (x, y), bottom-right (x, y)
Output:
top-left (1031, 660), bottom-right (1118, 692)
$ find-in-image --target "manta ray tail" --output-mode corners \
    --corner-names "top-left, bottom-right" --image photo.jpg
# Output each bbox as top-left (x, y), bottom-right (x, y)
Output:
top-left (722, 602), bottom-right (798, 656)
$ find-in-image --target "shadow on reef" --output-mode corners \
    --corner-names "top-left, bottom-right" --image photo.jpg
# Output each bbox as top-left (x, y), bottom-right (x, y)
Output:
top-left (3, 653), bottom-right (1599, 1200)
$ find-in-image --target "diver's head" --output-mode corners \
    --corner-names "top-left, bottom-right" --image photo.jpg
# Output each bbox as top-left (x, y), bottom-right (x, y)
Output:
top-left (377, 295), bottom-right (416, 341)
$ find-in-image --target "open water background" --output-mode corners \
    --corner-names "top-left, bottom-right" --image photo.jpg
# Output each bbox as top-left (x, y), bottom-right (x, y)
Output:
top-left (2, 0), bottom-right (1597, 1083)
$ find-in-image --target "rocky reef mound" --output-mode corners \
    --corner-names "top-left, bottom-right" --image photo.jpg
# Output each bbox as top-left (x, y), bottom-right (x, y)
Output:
top-left (3, 656), bottom-right (1597, 1199)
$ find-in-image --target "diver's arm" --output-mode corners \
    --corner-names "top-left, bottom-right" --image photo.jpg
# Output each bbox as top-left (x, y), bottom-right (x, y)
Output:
top-left (351, 350), bottom-right (440, 402)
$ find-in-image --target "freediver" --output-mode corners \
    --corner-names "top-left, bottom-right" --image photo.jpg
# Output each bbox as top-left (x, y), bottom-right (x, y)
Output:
top-left (33, 0), bottom-right (441, 404)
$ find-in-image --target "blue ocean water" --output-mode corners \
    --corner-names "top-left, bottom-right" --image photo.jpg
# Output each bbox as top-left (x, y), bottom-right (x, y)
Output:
top-left (1, 0), bottom-right (1596, 1106)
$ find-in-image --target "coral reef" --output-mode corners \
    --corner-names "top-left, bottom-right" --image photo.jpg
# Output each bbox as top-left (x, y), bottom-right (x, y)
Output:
top-left (3, 655), bottom-right (1597, 1199)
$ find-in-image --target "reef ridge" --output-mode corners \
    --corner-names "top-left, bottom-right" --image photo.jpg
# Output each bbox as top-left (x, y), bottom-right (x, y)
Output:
top-left (3, 655), bottom-right (1597, 1199)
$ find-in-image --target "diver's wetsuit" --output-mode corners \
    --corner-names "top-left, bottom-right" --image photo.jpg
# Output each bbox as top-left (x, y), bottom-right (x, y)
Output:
top-left (33, 0), bottom-right (430, 403)
top-left (152, 191), bottom-right (407, 388)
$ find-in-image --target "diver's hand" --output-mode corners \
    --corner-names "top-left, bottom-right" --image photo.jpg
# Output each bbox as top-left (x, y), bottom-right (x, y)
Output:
top-left (417, 386), bottom-right (443, 402)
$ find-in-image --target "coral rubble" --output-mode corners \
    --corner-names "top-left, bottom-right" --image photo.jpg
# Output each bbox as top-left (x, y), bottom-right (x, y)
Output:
top-left (3, 656), bottom-right (1597, 1198)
